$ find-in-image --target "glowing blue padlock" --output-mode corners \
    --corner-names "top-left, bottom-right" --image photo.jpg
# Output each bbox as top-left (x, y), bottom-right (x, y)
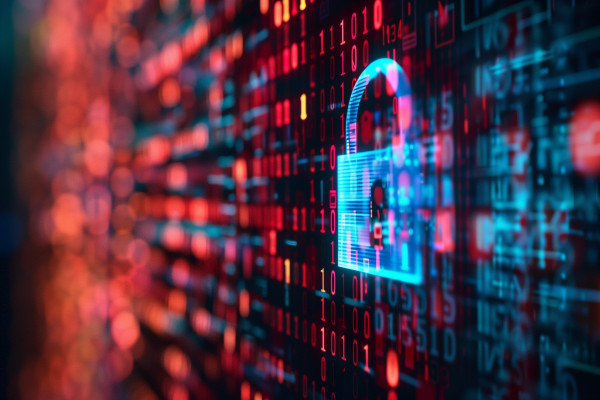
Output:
top-left (337, 58), bottom-right (423, 284)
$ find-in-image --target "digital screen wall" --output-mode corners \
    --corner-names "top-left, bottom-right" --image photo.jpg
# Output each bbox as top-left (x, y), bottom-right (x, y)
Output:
top-left (8, 0), bottom-right (600, 399)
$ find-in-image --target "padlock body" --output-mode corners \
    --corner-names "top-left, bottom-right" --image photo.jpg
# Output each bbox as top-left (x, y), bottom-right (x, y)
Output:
top-left (337, 146), bottom-right (423, 283)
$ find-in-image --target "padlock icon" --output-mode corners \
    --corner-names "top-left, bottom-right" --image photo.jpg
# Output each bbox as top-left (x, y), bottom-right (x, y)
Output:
top-left (337, 58), bottom-right (424, 284)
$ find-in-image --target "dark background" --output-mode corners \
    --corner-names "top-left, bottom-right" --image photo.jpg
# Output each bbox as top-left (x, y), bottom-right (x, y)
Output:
top-left (0, 0), bottom-right (14, 396)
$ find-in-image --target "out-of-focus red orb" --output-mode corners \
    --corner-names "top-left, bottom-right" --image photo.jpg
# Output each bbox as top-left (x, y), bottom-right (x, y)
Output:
top-left (570, 100), bottom-right (600, 176)
top-left (386, 349), bottom-right (399, 388)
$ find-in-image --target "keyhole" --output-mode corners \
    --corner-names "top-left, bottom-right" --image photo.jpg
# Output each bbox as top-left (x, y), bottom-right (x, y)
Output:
top-left (370, 179), bottom-right (387, 250)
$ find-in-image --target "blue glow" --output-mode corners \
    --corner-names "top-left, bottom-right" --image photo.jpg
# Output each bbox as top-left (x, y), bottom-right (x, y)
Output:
top-left (337, 146), bottom-right (424, 283)
top-left (338, 58), bottom-right (423, 283)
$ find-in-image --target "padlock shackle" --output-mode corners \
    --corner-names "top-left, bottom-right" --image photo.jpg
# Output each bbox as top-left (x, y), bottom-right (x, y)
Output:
top-left (345, 58), bottom-right (412, 155)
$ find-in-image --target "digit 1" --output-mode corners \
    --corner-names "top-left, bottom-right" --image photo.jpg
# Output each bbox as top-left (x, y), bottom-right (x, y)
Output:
top-left (360, 273), bottom-right (364, 301)
top-left (301, 207), bottom-right (307, 231)
top-left (302, 263), bottom-right (307, 287)
top-left (319, 30), bottom-right (324, 55)
top-left (329, 25), bottom-right (334, 49)
top-left (331, 241), bottom-right (335, 264)
top-left (320, 180), bottom-right (323, 204)
top-left (332, 362), bottom-right (335, 386)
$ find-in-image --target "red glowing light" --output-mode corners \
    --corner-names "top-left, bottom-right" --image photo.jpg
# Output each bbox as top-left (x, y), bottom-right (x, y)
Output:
top-left (167, 163), bottom-right (188, 190)
top-left (274, 2), bottom-right (283, 27)
top-left (570, 100), bottom-right (600, 175)
top-left (434, 208), bottom-right (455, 253)
top-left (111, 311), bottom-right (140, 350)
top-left (386, 349), bottom-right (399, 388)
top-left (163, 345), bottom-right (191, 380)
top-left (160, 78), bottom-right (181, 108)
top-left (165, 195), bottom-right (186, 220)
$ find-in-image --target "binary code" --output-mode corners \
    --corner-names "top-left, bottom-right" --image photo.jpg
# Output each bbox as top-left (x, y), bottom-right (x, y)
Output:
top-left (11, 0), bottom-right (600, 399)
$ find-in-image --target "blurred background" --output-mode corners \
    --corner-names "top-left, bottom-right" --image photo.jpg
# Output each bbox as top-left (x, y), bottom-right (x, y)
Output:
top-left (5, 0), bottom-right (145, 398)
top-left (4, 1), bottom-right (600, 400)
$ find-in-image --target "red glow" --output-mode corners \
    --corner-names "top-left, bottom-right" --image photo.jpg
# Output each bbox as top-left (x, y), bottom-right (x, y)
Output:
top-left (111, 311), bottom-right (140, 350)
top-left (434, 209), bottom-right (455, 252)
top-left (167, 163), bottom-right (188, 190)
top-left (274, 2), bottom-right (283, 27)
top-left (160, 78), bottom-right (181, 108)
top-left (189, 198), bottom-right (208, 224)
top-left (386, 349), bottom-right (399, 388)
top-left (143, 135), bottom-right (171, 166)
top-left (570, 100), bottom-right (600, 175)
top-left (163, 346), bottom-right (191, 380)
top-left (171, 259), bottom-right (190, 287)
top-left (165, 196), bottom-right (186, 220)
